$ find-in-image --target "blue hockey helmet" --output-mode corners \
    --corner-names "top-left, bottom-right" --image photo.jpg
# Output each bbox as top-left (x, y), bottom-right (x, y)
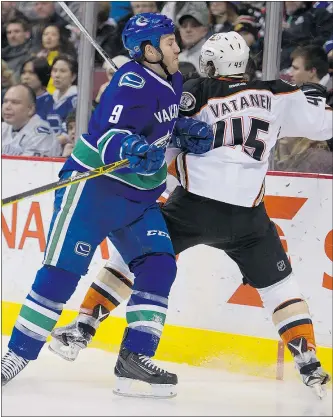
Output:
top-left (122, 13), bottom-right (175, 60)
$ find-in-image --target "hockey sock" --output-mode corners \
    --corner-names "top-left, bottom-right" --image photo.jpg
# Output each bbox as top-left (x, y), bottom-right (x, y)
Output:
top-left (258, 275), bottom-right (316, 353)
top-left (9, 265), bottom-right (80, 360)
top-left (272, 298), bottom-right (316, 350)
top-left (123, 253), bottom-right (177, 357)
top-left (79, 267), bottom-right (133, 316)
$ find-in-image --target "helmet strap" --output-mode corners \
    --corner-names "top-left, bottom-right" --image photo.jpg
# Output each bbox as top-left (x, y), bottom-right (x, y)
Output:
top-left (142, 43), bottom-right (171, 78)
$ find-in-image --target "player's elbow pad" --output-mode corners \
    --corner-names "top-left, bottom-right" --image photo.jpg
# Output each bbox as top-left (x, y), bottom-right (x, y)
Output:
top-left (97, 130), bottom-right (129, 165)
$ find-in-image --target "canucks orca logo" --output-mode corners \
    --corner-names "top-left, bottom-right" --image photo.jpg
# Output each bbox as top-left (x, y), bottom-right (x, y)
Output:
top-left (152, 131), bottom-right (171, 149)
top-left (119, 72), bottom-right (145, 89)
top-left (35, 125), bottom-right (51, 134)
top-left (136, 16), bottom-right (149, 26)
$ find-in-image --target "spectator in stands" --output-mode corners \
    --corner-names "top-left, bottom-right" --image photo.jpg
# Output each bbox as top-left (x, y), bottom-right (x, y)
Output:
top-left (1, 2), bottom-right (28, 49)
top-left (209, 1), bottom-right (239, 34)
top-left (15, 2), bottom-right (38, 20)
top-left (131, 2), bottom-right (158, 14)
top-left (290, 45), bottom-right (332, 90)
top-left (177, 2), bottom-right (211, 74)
top-left (324, 37), bottom-right (333, 74)
top-left (238, 2), bottom-right (265, 27)
top-left (94, 55), bottom-right (130, 105)
top-left (20, 57), bottom-right (53, 121)
top-left (46, 55), bottom-right (78, 148)
top-left (104, 1), bottom-right (160, 58)
top-left (161, 1), bottom-right (187, 23)
top-left (2, 84), bottom-right (61, 157)
top-left (324, 37), bottom-right (333, 108)
top-left (1, 60), bottom-right (15, 106)
top-left (55, 1), bottom-right (83, 24)
top-left (275, 45), bottom-right (332, 174)
top-left (280, 1), bottom-right (333, 70)
top-left (30, 1), bottom-right (67, 49)
top-left (312, 1), bottom-right (333, 14)
top-left (95, 2), bottom-right (118, 67)
top-left (62, 110), bottom-right (76, 158)
top-left (234, 15), bottom-right (259, 47)
top-left (233, 15), bottom-right (262, 74)
top-left (2, 19), bottom-right (32, 81)
top-left (109, 1), bottom-right (131, 23)
top-left (35, 24), bottom-right (77, 94)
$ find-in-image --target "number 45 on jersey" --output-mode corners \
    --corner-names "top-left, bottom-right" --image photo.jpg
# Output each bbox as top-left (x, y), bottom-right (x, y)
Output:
top-left (213, 117), bottom-right (270, 161)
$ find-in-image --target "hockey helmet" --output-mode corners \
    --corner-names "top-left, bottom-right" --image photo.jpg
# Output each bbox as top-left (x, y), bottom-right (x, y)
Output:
top-left (122, 13), bottom-right (175, 60)
top-left (199, 32), bottom-right (250, 77)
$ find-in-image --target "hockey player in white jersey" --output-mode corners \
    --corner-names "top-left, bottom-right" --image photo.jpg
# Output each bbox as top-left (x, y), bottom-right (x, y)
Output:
top-left (49, 32), bottom-right (332, 398)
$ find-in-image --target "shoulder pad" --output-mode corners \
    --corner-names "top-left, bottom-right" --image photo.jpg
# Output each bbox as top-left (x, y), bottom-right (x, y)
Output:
top-left (119, 72), bottom-right (146, 89)
top-left (180, 77), bottom-right (205, 113)
top-left (183, 76), bottom-right (205, 93)
top-left (300, 82), bottom-right (327, 98)
top-left (36, 125), bottom-right (51, 135)
top-left (265, 79), bottom-right (299, 95)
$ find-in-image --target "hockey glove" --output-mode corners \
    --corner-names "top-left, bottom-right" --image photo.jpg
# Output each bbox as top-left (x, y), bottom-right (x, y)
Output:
top-left (172, 117), bottom-right (214, 154)
top-left (120, 134), bottom-right (165, 175)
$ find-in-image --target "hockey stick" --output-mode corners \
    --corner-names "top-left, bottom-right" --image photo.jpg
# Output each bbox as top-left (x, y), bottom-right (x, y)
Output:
top-left (1, 159), bottom-right (129, 207)
top-left (58, 1), bottom-right (119, 72)
top-left (2, 5), bottom-right (125, 207)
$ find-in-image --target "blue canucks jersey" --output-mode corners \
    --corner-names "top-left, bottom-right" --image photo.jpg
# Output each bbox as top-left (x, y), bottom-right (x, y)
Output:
top-left (63, 61), bottom-right (183, 202)
top-left (46, 86), bottom-right (78, 135)
top-left (36, 91), bottom-right (53, 121)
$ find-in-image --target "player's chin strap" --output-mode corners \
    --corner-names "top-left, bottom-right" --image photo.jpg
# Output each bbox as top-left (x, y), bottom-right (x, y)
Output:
top-left (143, 47), bottom-right (171, 78)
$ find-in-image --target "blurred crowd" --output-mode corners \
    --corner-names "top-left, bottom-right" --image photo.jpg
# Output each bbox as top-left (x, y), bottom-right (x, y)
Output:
top-left (1, 1), bottom-right (333, 173)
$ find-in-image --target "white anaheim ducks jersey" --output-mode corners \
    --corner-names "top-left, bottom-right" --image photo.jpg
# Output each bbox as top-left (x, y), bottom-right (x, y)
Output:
top-left (177, 77), bottom-right (333, 207)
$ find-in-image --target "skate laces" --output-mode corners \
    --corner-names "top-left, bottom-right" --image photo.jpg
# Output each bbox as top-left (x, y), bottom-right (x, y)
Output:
top-left (2, 350), bottom-right (29, 380)
top-left (138, 355), bottom-right (166, 374)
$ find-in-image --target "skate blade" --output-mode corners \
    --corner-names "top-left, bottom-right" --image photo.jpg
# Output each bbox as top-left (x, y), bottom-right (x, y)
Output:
top-left (48, 339), bottom-right (80, 362)
top-left (311, 383), bottom-right (327, 399)
top-left (113, 377), bottom-right (177, 399)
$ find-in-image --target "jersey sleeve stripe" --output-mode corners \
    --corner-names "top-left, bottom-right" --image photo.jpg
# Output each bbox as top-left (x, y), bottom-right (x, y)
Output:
top-left (252, 181), bottom-right (266, 207)
top-left (274, 90), bottom-right (301, 96)
top-left (97, 128), bottom-right (132, 164)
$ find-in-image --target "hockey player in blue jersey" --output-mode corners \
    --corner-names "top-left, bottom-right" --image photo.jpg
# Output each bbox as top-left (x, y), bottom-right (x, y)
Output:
top-left (1, 13), bottom-right (214, 397)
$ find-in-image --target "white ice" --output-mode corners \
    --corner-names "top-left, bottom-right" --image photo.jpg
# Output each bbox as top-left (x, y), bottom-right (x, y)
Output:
top-left (2, 336), bottom-right (332, 416)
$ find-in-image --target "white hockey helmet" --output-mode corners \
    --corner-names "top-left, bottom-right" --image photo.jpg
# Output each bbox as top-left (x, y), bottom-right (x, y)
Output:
top-left (199, 31), bottom-right (250, 77)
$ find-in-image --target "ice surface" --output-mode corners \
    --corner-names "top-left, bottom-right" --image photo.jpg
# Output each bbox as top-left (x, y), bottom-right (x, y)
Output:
top-left (2, 337), bottom-right (332, 416)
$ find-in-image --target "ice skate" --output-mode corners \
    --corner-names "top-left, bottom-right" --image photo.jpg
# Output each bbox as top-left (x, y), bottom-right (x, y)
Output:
top-left (49, 304), bottom-right (109, 361)
top-left (1, 349), bottom-right (29, 386)
top-left (288, 337), bottom-right (330, 399)
top-left (113, 345), bottom-right (178, 399)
